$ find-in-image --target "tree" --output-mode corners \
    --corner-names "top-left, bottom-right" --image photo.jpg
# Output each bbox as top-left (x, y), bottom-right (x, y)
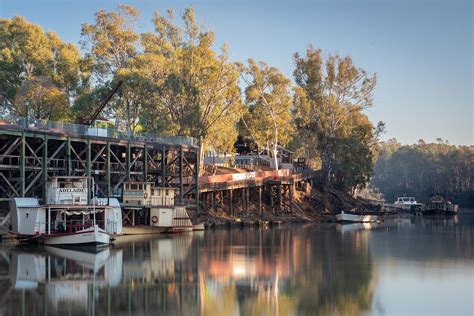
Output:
top-left (144, 8), bottom-right (243, 172)
top-left (81, 4), bottom-right (139, 80)
top-left (371, 142), bottom-right (473, 205)
top-left (240, 59), bottom-right (293, 170)
top-left (0, 16), bottom-right (83, 119)
top-left (81, 4), bottom-right (142, 135)
top-left (15, 76), bottom-right (72, 121)
top-left (293, 46), bottom-right (377, 187)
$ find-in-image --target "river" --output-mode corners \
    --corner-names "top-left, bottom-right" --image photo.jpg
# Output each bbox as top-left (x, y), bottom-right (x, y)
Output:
top-left (0, 209), bottom-right (472, 315)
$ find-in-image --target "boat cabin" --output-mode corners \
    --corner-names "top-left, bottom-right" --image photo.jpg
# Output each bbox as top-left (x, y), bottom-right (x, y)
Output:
top-left (395, 197), bottom-right (417, 204)
top-left (47, 176), bottom-right (89, 205)
top-left (122, 182), bottom-right (175, 207)
top-left (10, 176), bottom-right (122, 238)
top-left (429, 195), bottom-right (445, 204)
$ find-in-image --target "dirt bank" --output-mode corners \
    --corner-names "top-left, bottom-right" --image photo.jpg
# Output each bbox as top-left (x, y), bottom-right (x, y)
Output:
top-left (196, 183), bottom-right (376, 227)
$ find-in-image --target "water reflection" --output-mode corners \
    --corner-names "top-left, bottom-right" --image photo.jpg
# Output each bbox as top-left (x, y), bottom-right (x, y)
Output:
top-left (0, 210), bottom-right (472, 315)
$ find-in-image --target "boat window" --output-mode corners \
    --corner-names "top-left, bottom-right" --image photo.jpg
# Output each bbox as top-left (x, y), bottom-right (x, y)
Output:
top-left (131, 184), bottom-right (138, 190)
top-left (74, 197), bottom-right (81, 203)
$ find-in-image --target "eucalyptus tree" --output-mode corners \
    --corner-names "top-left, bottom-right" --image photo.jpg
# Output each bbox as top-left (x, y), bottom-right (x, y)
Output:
top-left (372, 142), bottom-right (473, 204)
top-left (293, 46), bottom-right (377, 187)
top-left (144, 7), bottom-right (243, 172)
top-left (240, 59), bottom-right (293, 170)
top-left (0, 16), bottom-right (84, 120)
top-left (81, 4), bottom-right (143, 134)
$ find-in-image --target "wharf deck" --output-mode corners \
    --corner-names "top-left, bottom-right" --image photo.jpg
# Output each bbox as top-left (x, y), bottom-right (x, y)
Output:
top-left (199, 170), bottom-right (318, 192)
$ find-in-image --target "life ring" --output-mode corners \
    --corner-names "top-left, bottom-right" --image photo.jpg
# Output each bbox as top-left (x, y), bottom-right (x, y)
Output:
top-left (144, 192), bottom-right (148, 199)
top-left (151, 216), bottom-right (158, 223)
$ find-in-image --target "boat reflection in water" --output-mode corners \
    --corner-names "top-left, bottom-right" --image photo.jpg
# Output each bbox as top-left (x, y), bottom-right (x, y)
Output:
top-left (6, 246), bottom-right (122, 315)
top-left (0, 227), bottom-right (375, 315)
top-left (0, 211), bottom-right (471, 315)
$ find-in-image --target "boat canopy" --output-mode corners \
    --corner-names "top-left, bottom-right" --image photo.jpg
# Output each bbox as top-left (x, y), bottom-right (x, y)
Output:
top-left (59, 209), bottom-right (104, 216)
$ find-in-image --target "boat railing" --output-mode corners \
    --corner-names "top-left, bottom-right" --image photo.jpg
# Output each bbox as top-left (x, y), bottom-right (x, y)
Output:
top-left (48, 219), bottom-right (106, 234)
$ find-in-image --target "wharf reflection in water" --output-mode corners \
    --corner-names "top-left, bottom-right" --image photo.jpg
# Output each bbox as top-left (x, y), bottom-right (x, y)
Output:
top-left (0, 226), bottom-right (375, 315)
top-left (1, 212), bottom-right (471, 315)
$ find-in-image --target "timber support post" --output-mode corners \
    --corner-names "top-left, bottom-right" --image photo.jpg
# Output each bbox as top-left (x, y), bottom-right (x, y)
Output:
top-left (246, 188), bottom-right (250, 213)
top-left (143, 144), bottom-right (148, 182)
top-left (195, 146), bottom-right (200, 215)
top-left (242, 188), bottom-right (246, 213)
top-left (86, 139), bottom-right (91, 177)
top-left (289, 183), bottom-right (294, 213)
top-left (106, 141), bottom-right (111, 198)
top-left (20, 132), bottom-right (25, 197)
top-left (212, 191), bottom-right (216, 213)
top-left (229, 189), bottom-right (233, 217)
top-left (66, 137), bottom-right (71, 176)
top-left (42, 135), bottom-right (48, 202)
top-left (126, 141), bottom-right (131, 182)
top-left (278, 184), bottom-right (282, 212)
top-left (179, 147), bottom-right (183, 204)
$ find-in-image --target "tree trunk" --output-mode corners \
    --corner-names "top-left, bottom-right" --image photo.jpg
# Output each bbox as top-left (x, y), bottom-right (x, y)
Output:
top-left (198, 137), bottom-right (205, 176)
top-left (321, 147), bottom-right (332, 189)
top-left (272, 143), bottom-right (279, 170)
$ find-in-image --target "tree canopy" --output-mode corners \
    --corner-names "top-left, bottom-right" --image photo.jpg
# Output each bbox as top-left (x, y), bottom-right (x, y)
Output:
top-left (0, 16), bottom-right (86, 120)
top-left (293, 47), bottom-right (379, 189)
top-left (0, 6), bottom-right (395, 189)
top-left (371, 141), bottom-right (474, 205)
top-left (240, 59), bottom-right (293, 170)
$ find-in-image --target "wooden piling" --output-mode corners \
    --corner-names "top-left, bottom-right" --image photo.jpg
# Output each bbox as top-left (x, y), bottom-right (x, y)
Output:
top-left (229, 189), bottom-right (233, 217)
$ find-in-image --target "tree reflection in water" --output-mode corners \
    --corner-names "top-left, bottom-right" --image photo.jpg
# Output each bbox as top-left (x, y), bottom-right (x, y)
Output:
top-left (1, 213), bottom-right (472, 315)
top-left (0, 226), bottom-right (376, 315)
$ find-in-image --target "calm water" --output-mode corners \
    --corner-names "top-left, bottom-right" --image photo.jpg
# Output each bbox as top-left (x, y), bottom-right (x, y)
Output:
top-left (0, 210), bottom-right (473, 316)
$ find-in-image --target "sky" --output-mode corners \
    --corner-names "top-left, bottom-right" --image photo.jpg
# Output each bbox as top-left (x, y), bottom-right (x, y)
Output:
top-left (1, 0), bottom-right (473, 145)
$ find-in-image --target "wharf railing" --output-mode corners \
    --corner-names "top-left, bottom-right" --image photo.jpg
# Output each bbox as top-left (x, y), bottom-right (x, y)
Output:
top-left (0, 115), bottom-right (198, 147)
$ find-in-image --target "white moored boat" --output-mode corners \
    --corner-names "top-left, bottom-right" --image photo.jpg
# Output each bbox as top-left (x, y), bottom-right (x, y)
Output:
top-left (41, 225), bottom-right (110, 246)
top-left (10, 176), bottom-right (122, 246)
top-left (336, 211), bottom-right (379, 223)
top-left (121, 182), bottom-right (195, 235)
top-left (393, 197), bottom-right (423, 211)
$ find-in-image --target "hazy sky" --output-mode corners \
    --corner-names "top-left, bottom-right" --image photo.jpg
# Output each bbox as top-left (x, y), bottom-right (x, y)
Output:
top-left (1, 0), bottom-right (472, 145)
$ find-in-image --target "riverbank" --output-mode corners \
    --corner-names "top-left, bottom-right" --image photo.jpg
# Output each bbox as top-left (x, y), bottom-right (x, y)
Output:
top-left (195, 184), bottom-right (377, 227)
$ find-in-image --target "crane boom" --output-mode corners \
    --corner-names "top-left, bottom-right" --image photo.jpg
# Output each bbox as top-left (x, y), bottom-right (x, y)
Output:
top-left (80, 80), bottom-right (123, 126)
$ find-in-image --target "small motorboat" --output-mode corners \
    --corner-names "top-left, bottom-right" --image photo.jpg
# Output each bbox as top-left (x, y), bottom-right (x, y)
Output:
top-left (336, 211), bottom-right (379, 223)
top-left (393, 196), bottom-right (423, 211)
top-left (40, 225), bottom-right (110, 246)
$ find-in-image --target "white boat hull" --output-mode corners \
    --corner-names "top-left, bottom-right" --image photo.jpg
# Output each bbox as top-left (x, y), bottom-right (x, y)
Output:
top-left (336, 212), bottom-right (379, 223)
top-left (168, 226), bottom-right (193, 233)
top-left (122, 225), bottom-right (169, 235)
top-left (193, 223), bottom-right (206, 231)
top-left (41, 226), bottom-right (110, 245)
